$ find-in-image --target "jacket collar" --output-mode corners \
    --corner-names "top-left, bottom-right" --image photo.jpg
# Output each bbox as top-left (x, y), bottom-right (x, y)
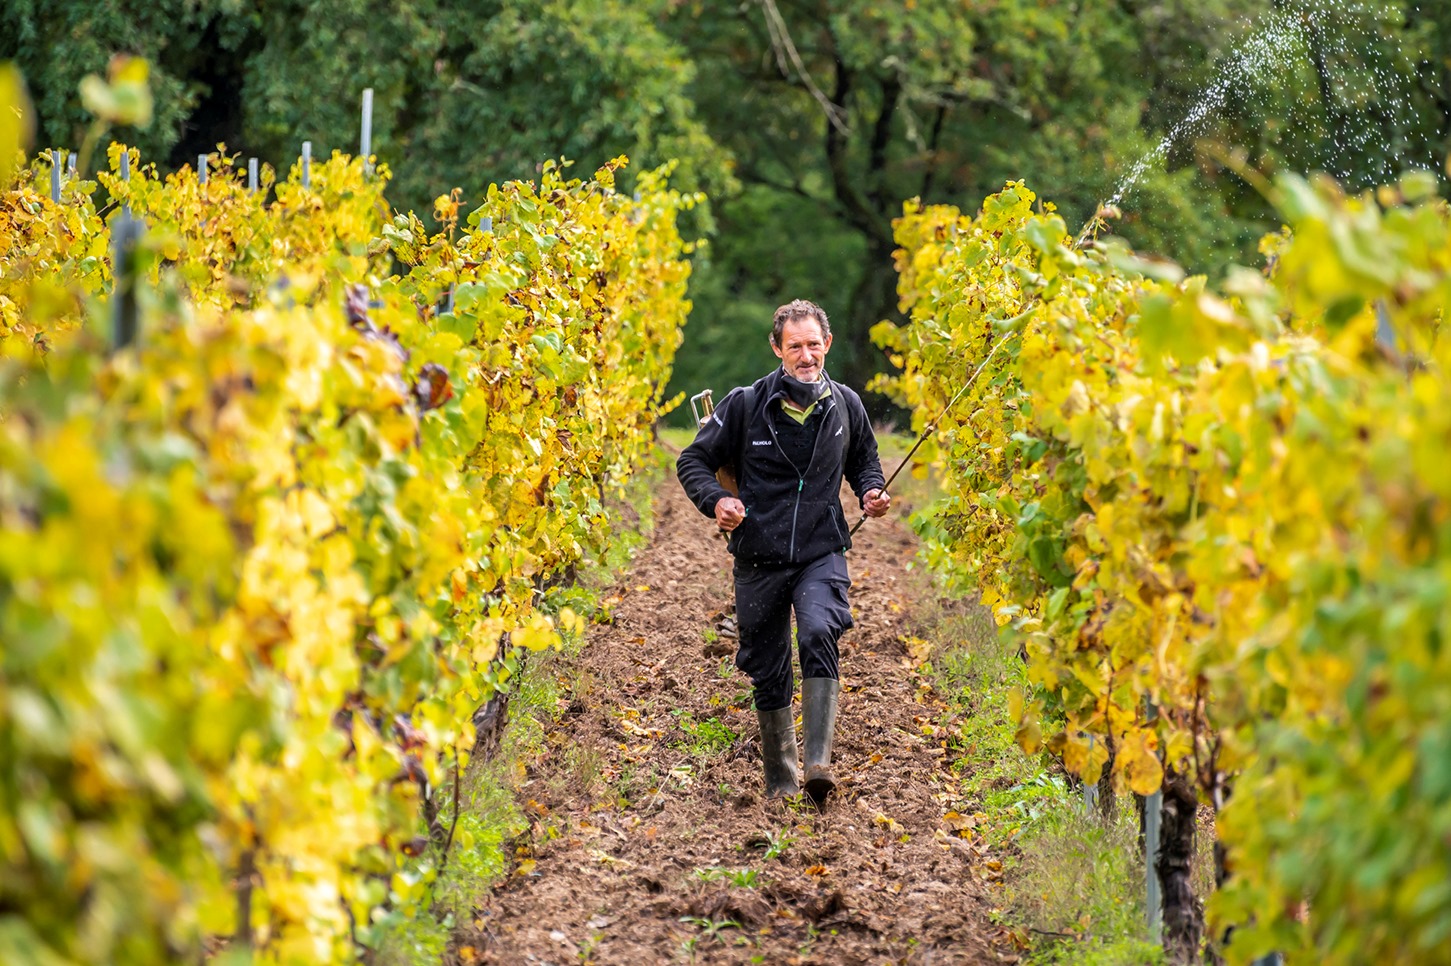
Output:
top-left (762, 365), bottom-right (836, 406)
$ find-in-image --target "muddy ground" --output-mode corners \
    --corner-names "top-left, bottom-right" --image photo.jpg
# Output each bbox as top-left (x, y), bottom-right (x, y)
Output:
top-left (450, 468), bottom-right (1014, 965)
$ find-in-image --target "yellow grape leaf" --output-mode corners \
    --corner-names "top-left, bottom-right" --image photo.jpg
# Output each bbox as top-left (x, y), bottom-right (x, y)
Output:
top-left (1063, 732), bottom-right (1110, 785)
top-left (1007, 687), bottom-right (1025, 722)
top-left (1162, 728), bottom-right (1194, 768)
top-left (79, 55), bottom-right (153, 127)
top-left (1115, 729), bottom-right (1164, 796)
top-left (1015, 716), bottom-right (1043, 755)
top-left (0, 143), bottom-right (705, 959)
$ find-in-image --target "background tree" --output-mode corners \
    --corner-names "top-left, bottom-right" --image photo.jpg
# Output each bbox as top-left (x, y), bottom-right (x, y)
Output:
top-left (658, 0), bottom-right (1265, 412)
top-left (658, 0), bottom-right (1448, 416)
top-left (3, 0), bottom-right (1446, 418)
top-left (2, 0), bottom-right (731, 212)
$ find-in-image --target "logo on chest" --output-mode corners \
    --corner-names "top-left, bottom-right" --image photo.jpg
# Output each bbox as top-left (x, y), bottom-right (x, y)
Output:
top-left (751, 439), bottom-right (773, 446)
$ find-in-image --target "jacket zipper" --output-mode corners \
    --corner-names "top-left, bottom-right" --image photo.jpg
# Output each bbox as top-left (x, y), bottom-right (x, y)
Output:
top-left (764, 396), bottom-right (837, 563)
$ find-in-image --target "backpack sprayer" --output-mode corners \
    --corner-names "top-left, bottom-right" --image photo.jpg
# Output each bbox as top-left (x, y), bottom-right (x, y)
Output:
top-left (688, 204), bottom-right (1104, 540)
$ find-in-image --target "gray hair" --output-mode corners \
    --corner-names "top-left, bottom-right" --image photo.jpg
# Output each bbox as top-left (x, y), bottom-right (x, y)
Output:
top-left (771, 299), bottom-right (830, 346)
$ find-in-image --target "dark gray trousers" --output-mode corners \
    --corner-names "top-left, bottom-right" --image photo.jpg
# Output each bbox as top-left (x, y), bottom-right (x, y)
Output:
top-left (733, 552), bottom-right (854, 712)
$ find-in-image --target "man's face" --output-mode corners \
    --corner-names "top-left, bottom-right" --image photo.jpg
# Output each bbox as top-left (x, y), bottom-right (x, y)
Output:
top-left (772, 317), bottom-right (832, 383)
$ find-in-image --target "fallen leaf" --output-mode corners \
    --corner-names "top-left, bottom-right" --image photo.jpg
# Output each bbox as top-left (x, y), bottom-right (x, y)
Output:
top-left (872, 813), bottom-right (902, 833)
top-left (901, 634), bottom-right (931, 664)
top-left (589, 848), bottom-right (635, 869)
top-left (942, 811), bottom-right (980, 832)
top-left (804, 864), bottom-right (828, 877)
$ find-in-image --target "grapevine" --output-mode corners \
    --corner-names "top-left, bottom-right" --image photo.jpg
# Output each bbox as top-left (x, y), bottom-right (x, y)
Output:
top-left (879, 173), bottom-right (1451, 963)
top-left (0, 142), bottom-right (697, 963)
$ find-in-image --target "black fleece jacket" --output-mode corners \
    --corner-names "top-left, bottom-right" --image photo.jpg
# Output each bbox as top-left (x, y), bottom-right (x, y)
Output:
top-left (677, 368), bottom-right (886, 567)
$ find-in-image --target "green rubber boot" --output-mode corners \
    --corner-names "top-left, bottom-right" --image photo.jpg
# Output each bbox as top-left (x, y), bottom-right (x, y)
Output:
top-left (801, 678), bottom-right (840, 804)
top-left (756, 706), bottom-right (800, 799)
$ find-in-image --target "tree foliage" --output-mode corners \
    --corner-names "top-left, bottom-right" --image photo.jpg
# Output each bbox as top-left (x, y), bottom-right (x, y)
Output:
top-left (0, 0), bottom-right (731, 217)
top-left (660, 0), bottom-right (1448, 409)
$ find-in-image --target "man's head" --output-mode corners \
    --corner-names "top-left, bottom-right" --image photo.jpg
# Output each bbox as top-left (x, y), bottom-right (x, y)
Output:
top-left (771, 299), bottom-right (832, 384)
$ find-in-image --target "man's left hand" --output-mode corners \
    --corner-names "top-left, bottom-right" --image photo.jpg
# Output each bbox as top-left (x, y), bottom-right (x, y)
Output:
top-left (863, 488), bottom-right (891, 518)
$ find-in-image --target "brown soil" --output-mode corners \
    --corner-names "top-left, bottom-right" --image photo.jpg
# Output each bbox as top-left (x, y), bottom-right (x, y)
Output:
top-left (450, 471), bottom-right (1013, 965)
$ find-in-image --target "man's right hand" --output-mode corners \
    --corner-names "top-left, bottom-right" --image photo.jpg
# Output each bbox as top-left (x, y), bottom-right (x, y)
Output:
top-left (714, 496), bottom-right (747, 531)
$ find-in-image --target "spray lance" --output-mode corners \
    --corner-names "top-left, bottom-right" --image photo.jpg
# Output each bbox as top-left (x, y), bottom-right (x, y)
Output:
top-left (689, 205), bottom-right (1108, 539)
top-left (846, 328), bottom-right (1015, 537)
top-left (845, 199), bottom-right (1118, 537)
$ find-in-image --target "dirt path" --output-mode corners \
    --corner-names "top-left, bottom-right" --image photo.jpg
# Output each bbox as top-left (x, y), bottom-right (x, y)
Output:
top-left (451, 470), bottom-right (1012, 965)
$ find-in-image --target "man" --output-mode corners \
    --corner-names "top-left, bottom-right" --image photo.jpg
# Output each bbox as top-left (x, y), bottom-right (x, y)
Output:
top-left (677, 299), bottom-right (891, 802)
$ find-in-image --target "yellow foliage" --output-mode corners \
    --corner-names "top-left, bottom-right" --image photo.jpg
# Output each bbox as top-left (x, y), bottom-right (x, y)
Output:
top-left (888, 172), bottom-right (1451, 963)
top-left (0, 145), bottom-right (697, 962)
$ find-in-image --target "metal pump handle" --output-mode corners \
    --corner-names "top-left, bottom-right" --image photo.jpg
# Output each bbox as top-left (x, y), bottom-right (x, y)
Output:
top-left (690, 389), bottom-right (715, 427)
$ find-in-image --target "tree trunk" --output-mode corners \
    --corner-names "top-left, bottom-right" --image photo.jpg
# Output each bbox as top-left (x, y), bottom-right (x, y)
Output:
top-left (234, 845), bottom-right (256, 951)
top-left (1157, 769), bottom-right (1204, 964)
top-left (1136, 790), bottom-right (1146, 854)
